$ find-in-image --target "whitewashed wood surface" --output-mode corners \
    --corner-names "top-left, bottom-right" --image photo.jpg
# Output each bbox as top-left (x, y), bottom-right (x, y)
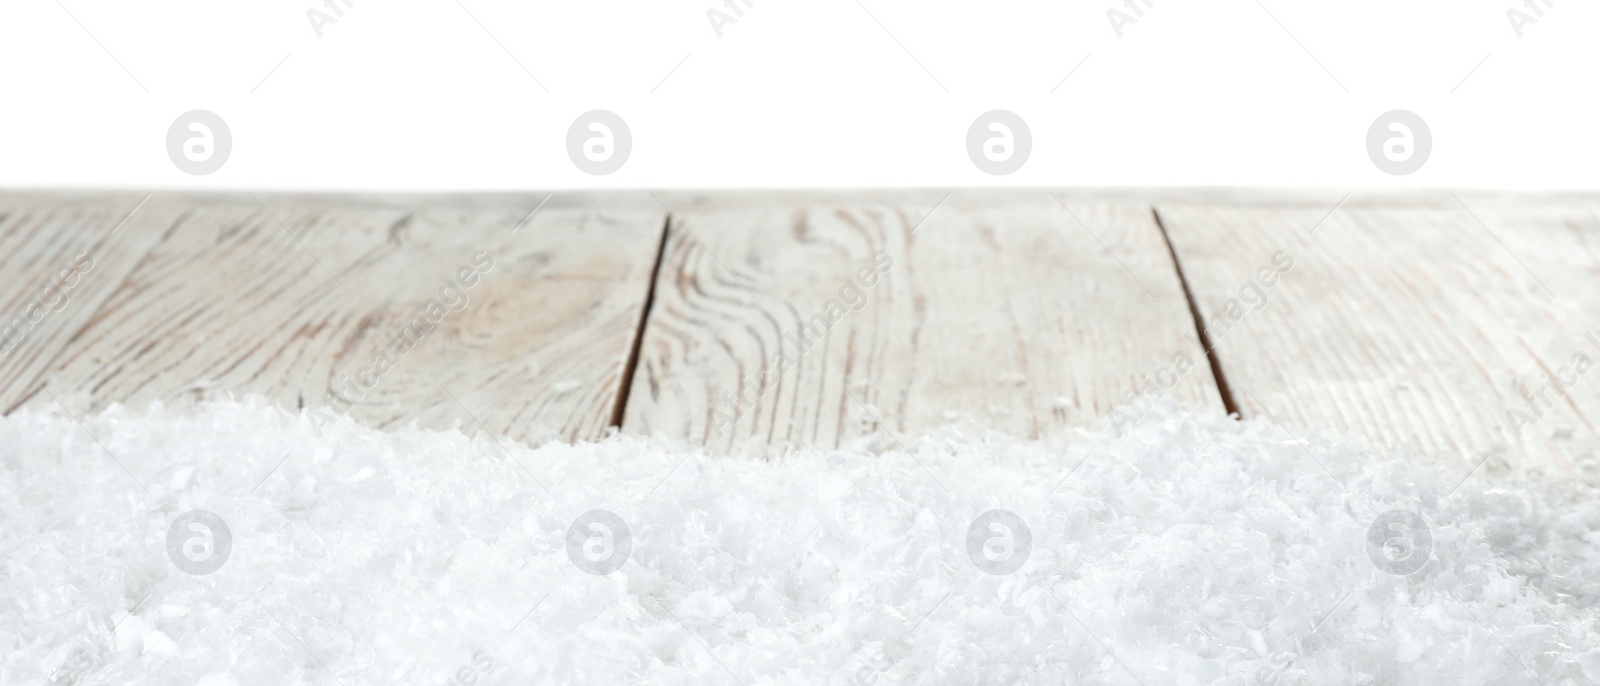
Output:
top-left (3, 190), bottom-right (1598, 469)
top-left (622, 194), bottom-right (1225, 454)
top-left (1158, 198), bottom-right (1600, 475)
top-left (18, 193), bottom-right (665, 444)
top-left (0, 193), bottom-right (173, 415)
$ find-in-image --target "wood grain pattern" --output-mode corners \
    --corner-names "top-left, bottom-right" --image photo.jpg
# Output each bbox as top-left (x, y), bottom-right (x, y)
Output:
top-left (24, 193), bottom-right (665, 444)
top-left (622, 195), bottom-right (1225, 454)
top-left (0, 192), bottom-right (173, 414)
top-left (1157, 198), bottom-right (1600, 472)
top-left (10, 189), bottom-right (1597, 463)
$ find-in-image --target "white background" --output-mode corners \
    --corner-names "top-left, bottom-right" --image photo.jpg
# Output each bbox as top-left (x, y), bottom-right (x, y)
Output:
top-left (0, 0), bottom-right (1594, 189)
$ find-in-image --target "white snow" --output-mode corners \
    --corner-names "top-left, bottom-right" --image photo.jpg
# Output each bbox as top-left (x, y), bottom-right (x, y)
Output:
top-left (3, 397), bottom-right (1599, 685)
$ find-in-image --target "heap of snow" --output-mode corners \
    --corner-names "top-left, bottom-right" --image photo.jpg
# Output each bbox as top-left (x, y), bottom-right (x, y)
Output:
top-left (3, 397), bottom-right (1599, 685)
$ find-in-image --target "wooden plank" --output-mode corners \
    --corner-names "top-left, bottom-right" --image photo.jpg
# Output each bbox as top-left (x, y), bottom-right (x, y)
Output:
top-left (622, 195), bottom-right (1225, 454)
top-left (1157, 199), bottom-right (1600, 470)
top-left (0, 192), bottom-right (173, 414)
top-left (28, 193), bottom-right (665, 444)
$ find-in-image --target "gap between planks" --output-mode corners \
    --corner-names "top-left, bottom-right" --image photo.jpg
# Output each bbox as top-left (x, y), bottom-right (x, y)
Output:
top-left (602, 199), bottom-right (1243, 440)
top-left (608, 212), bottom-right (673, 428)
top-left (1, 192), bottom-right (1246, 450)
top-left (1151, 207), bottom-right (1242, 417)
top-left (9, 193), bottom-right (667, 446)
top-left (614, 196), bottom-right (1232, 453)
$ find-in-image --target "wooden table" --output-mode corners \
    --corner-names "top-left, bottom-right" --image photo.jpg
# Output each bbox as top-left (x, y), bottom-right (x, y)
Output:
top-left (4, 189), bottom-right (1597, 472)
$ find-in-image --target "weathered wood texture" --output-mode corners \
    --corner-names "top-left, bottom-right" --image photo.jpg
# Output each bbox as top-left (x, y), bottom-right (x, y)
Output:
top-left (9, 190), bottom-right (1599, 463)
top-left (622, 195), bottom-right (1225, 454)
top-left (0, 192), bottom-right (172, 414)
top-left (1158, 199), bottom-right (1600, 472)
top-left (20, 193), bottom-right (665, 444)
